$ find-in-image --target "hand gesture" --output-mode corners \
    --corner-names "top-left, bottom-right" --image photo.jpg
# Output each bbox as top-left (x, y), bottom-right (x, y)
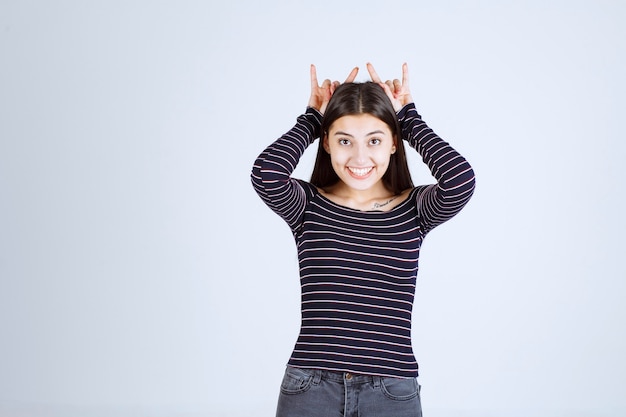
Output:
top-left (308, 64), bottom-right (359, 114)
top-left (366, 62), bottom-right (414, 112)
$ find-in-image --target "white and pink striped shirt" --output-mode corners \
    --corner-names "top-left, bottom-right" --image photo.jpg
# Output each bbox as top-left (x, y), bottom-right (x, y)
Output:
top-left (251, 103), bottom-right (475, 378)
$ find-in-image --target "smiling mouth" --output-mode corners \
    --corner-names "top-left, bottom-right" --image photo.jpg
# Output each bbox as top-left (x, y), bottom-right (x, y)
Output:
top-left (348, 167), bottom-right (373, 177)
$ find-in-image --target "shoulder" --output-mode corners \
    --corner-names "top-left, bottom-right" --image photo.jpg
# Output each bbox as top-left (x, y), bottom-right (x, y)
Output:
top-left (411, 184), bottom-right (435, 198)
top-left (294, 179), bottom-right (319, 199)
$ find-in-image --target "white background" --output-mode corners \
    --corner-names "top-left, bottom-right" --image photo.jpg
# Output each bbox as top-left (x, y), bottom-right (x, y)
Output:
top-left (1, 1), bottom-right (625, 416)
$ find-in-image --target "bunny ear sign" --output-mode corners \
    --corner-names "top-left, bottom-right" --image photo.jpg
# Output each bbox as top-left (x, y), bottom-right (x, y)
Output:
top-left (344, 66), bottom-right (359, 83)
top-left (366, 63), bottom-right (378, 82)
top-left (310, 64), bottom-right (319, 89)
top-left (366, 62), bottom-right (384, 83)
top-left (401, 62), bottom-right (410, 88)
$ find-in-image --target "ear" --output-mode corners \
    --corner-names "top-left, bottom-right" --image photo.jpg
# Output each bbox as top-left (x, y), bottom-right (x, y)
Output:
top-left (323, 133), bottom-right (330, 154)
top-left (391, 135), bottom-right (397, 154)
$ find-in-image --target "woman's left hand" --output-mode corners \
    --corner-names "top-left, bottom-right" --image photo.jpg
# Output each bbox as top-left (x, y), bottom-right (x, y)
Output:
top-left (367, 62), bottom-right (414, 112)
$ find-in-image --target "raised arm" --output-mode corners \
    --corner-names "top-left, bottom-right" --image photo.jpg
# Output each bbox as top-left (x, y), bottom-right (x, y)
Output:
top-left (251, 65), bottom-right (359, 231)
top-left (251, 108), bottom-right (322, 230)
top-left (400, 104), bottom-right (475, 232)
top-left (368, 62), bottom-right (476, 232)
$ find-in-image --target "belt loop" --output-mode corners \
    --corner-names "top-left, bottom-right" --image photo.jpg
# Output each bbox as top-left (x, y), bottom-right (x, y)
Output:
top-left (372, 375), bottom-right (381, 388)
top-left (313, 369), bottom-right (322, 385)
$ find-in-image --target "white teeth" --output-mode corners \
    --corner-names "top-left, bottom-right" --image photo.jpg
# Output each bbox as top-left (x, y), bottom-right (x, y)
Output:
top-left (348, 167), bottom-right (372, 177)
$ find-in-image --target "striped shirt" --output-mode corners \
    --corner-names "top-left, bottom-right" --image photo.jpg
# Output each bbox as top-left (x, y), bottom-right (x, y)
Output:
top-left (251, 103), bottom-right (475, 378)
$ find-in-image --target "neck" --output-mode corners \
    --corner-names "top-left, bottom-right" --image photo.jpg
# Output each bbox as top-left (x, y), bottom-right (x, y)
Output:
top-left (327, 181), bottom-right (395, 204)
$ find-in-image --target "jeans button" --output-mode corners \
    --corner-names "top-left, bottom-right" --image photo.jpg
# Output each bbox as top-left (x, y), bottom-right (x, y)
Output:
top-left (345, 373), bottom-right (352, 380)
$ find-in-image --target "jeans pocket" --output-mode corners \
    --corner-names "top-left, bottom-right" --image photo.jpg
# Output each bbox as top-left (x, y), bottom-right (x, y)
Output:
top-left (380, 376), bottom-right (420, 401)
top-left (279, 367), bottom-right (315, 395)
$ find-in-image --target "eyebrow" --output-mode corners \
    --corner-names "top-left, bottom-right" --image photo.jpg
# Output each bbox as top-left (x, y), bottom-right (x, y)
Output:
top-left (333, 130), bottom-right (386, 137)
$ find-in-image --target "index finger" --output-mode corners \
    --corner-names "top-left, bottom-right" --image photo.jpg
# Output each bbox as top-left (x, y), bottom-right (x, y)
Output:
top-left (401, 62), bottom-right (410, 87)
top-left (366, 62), bottom-right (383, 83)
top-left (310, 64), bottom-right (319, 88)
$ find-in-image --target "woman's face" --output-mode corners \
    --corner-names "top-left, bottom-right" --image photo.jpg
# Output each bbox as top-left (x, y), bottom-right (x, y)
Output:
top-left (323, 113), bottom-right (396, 192)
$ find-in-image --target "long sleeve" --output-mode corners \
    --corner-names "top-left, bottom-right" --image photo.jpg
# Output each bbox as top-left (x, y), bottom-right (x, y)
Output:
top-left (398, 103), bottom-right (476, 233)
top-left (251, 107), bottom-right (323, 231)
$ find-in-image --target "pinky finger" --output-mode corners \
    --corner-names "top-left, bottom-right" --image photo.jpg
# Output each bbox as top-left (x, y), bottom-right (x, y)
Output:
top-left (345, 66), bottom-right (359, 83)
top-left (366, 62), bottom-right (382, 83)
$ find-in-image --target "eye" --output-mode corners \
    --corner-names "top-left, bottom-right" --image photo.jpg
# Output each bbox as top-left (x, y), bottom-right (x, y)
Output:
top-left (369, 138), bottom-right (381, 145)
top-left (338, 138), bottom-right (351, 146)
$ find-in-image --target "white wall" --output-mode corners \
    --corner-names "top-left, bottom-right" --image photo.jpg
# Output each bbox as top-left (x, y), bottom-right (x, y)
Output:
top-left (1, 1), bottom-right (624, 416)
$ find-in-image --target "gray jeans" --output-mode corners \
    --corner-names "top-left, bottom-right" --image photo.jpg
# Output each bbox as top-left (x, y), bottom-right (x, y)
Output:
top-left (276, 366), bottom-right (422, 417)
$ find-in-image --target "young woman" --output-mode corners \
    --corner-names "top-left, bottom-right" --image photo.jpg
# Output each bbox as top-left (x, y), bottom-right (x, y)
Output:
top-left (251, 63), bottom-right (476, 417)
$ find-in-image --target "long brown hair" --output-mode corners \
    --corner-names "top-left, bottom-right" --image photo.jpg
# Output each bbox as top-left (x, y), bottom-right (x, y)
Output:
top-left (310, 82), bottom-right (414, 194)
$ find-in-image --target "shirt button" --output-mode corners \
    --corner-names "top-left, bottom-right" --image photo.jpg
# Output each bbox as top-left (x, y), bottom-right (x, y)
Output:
top-left (345, 373), bottom-right (352, 380)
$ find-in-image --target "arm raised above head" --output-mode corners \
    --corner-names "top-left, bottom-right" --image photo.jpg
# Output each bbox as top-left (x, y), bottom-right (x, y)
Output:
top-left (399, 103), bottom-right (476, 233)
top-left (250, 107), bottom-right (322, 231)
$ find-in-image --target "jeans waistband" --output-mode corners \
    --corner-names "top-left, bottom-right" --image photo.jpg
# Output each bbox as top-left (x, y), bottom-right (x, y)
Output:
top-left (306, 367), bottom-right (382, 386)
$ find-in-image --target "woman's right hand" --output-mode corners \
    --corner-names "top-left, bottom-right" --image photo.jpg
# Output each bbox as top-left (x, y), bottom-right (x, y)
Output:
top-left (308, 65), bottom-right (359, 114)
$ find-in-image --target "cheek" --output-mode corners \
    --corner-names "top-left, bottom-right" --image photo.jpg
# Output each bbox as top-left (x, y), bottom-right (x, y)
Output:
top-left (329, 156), bottom-right (346, 173)
top-left (328, 148), bottom-right (348, 164)
top-left (375, 150), bottom-right (393, 164)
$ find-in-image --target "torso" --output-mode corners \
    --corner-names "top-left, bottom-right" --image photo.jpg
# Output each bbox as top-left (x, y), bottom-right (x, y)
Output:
top-left (289, 183), bottom-right (424, 378)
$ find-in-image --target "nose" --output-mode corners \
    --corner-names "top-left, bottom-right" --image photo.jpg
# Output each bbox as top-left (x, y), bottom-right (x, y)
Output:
top-left (353, 143), bottom-right (368, 165)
